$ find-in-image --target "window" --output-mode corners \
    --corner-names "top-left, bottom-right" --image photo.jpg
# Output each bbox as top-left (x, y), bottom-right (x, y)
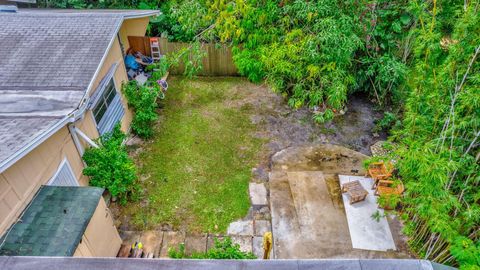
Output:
top-left (91, 78), bottom-right (125, 135)
top-left (48, 159), bottom-right (79, 186)
top-left (93, 80), bottom-right (116, 124)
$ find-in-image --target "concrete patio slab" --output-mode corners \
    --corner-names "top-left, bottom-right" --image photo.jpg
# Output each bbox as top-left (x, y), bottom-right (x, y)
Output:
top-left (339, 175), bottom-right (396, 251)
top-left (254, 220), bottom-right (271, 236)
top-left (227, 220), bottom-right (254, 236)
top-left (249, 182), bottom-right (268, 205)
top-left (268, 144), bottom-right (411, 259)
top-left (270, 170), bottom-right (353, 258)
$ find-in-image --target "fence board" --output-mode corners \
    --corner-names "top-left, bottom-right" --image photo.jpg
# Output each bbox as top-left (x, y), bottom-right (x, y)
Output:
top-left (127, 36), bottom-right (238, 76)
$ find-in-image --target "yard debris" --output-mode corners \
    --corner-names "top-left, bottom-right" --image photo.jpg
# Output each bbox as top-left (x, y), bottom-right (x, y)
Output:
top-left (370, 141), bottom-right (397, 157)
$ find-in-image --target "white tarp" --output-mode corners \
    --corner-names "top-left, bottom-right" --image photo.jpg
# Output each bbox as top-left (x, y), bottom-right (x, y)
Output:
top-left (339, 175), bottom-right (396, 251)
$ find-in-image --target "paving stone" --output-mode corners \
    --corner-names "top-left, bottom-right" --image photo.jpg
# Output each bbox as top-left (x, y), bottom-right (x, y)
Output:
top-left (227, 220), bottom-right (254, 236)
top-left (252, 236), bottom-right (273, 259)
top-left (184, 234), bottom-right (207, 255)
top-left (206, 235), bottom-right (224, 250)
top-left (249, 182), bottom-right (268, 206)
top-left (254, 220), bottom-right (271, 236)
top-left (231, 236), bottom-right (253, 253)
top-left (159, 231), bottom-right (186, 258)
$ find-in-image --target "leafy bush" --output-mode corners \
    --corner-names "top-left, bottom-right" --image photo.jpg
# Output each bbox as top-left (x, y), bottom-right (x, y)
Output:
top-left (355, 0), bottom-right (411, 106)
top-left (168, 237), bottom-right (256, 259)
top-left (121, 80), bottom-right (159, 138)
top-left (374, 112), bottom-right (401, 133)
top-left (377, 193), bottom-right (401, 210)
top-left (82, 125), bottom-right (138, 205)
top-left (226, 0), bottom-right (362, 116)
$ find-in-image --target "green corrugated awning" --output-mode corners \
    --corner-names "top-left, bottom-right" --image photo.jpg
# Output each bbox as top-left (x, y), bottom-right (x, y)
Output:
top-left (0, 186), bottom-right (104, 256)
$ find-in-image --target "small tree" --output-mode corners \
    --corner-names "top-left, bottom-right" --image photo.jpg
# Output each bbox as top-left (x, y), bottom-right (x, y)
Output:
top-left (82, 124), bottom-right (138, 205)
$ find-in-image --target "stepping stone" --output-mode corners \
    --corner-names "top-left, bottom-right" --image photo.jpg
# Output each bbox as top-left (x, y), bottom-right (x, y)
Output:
top-left (206, 235), bottom-right (224, 250)
top-left (159, 231), bottom-right (185, 258)
top-left (254, 220), bottom-right (271, 236)
top-left (231, 236), bottom-right (253, 253)
top-left (249, 182), bottom-right (268, 206)
top-left (184, 234), bottom-right (207, 255)
top-left (227, 220), bottom-right (253, 236)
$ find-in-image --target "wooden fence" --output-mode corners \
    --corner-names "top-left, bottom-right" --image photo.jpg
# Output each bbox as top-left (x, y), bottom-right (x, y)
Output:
top-left (127, 36), bottom-right (239, 76)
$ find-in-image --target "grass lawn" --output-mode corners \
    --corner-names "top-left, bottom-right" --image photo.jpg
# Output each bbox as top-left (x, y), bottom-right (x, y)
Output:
top-left (125, 77), bottom-right (263, 233)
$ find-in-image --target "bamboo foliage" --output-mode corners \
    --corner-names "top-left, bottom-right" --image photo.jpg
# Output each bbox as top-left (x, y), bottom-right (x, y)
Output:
top-left (391, 1), bottom-right (480, 268)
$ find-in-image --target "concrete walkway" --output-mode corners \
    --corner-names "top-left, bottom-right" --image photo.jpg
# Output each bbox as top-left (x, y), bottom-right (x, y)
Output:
top-left (120, 230), bottom-right (271, 258)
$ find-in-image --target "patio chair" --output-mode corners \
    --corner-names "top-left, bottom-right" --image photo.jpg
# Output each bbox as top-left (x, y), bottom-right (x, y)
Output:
top-left (366, 161), bottom-right (393, 189)
top-left (374, 179), bottom-right (404, 196)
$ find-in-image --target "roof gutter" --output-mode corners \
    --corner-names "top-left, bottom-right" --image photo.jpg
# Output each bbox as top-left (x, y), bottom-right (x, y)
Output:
top-left (0, 10), bottom-right (159, 174)
top-left (123, 10), bottom-right (160, 19)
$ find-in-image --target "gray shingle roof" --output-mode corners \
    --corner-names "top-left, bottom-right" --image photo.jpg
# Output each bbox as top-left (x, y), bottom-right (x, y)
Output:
top-left (0, 186), bottom-right (104, 256)
top-left (0, 117), bottom-right (61, 163)
top-left (0, 9), bottom-right (157, 171)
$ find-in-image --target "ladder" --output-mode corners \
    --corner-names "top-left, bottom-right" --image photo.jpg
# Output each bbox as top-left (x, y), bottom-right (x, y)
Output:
top-left (149, 37), bottom-right (161, 61)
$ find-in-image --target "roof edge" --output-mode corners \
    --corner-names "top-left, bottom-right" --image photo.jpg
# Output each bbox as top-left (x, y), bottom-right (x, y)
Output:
top-left (123, 10), bottom-right (160, 19)
top-left (0, 116), bottom-right (72, 174)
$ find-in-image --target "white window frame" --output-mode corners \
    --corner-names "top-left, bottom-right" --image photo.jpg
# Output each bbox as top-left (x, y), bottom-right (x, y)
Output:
top-left (91, 76), bottom-right (125, 135)
top-left (87, 63), bottom-right (126, 135)
top-left (47, 158), bottom-right (79, 186)
top-left (91, 78), bottom-right (118, 125)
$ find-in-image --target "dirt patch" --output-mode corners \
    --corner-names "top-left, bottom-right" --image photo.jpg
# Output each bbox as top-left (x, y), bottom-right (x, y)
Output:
top-left (219, 81), bottom-right (386, 187)
top-left (234, 83), bottom-right (385, 161)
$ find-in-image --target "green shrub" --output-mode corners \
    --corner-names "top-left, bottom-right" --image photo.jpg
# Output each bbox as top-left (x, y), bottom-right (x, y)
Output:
top-left (374, 112), bottom-right (401, 133)
top-left (122, 80), bottom-right (159, 138)
top-left (168, 237), bottom-right (256, 259)
top-left (82, 125), bottom-right (138, 205)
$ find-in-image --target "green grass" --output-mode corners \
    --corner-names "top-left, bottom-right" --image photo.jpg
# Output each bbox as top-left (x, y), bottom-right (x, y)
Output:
top-left (125, 77), bottom-right (262, 233)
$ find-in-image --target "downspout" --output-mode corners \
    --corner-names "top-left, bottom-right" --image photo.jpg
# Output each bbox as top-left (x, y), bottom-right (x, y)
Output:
top-left (67, 92), bottom-right (99, 163)
top-left (73, 126), bottom-right (99, 149)
top-left (68, 124), bottom-right (85, 156)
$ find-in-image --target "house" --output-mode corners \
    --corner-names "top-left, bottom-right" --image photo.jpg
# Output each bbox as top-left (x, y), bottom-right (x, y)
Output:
top-left (0, 8), bottom-right (159, 256)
